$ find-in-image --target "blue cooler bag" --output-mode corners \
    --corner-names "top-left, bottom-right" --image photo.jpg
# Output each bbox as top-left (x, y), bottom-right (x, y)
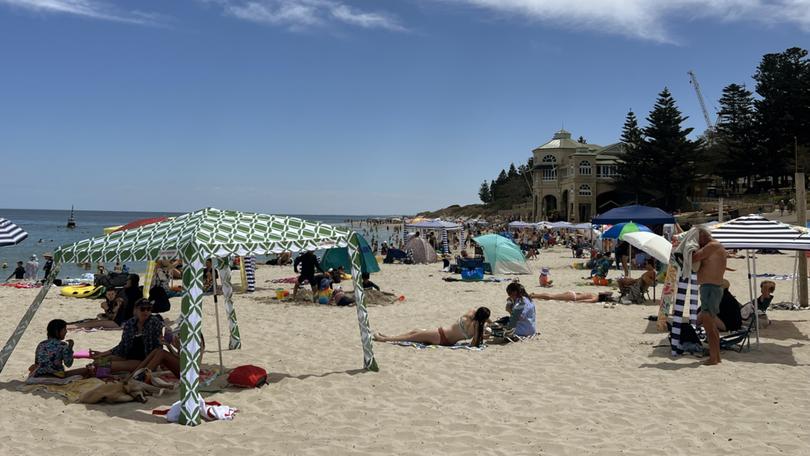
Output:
top-left (461, 267), bottom-right (484, 281)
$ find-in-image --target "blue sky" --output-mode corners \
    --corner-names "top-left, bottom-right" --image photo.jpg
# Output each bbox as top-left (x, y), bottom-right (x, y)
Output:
top-left (1, 0), bottom-right (807, 215)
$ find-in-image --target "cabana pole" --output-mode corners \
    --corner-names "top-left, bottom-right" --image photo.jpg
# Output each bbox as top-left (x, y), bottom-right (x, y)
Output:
top-left (211, 256), bottom-right (224, 373)
top-left (751, 251), bottom-right (760, 347)
top-left (0, 264), bottom-right (60, 374)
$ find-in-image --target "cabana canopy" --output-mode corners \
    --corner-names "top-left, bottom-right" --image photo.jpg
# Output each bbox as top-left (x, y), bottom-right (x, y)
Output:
top-left (0, 208), bottom-right (378, 426)
top-left (507, 221), bottom-right (536, 229)
top-left (405, 219), bottom-right (462, 230)
top-left (591, 205), bottom-right (674, 225)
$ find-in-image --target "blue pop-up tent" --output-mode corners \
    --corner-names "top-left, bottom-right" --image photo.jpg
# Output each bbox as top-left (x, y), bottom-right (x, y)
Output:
top-left (320, 234), bottom-right (380, 274)
top-left (591, 205), bottom-right (674, 225)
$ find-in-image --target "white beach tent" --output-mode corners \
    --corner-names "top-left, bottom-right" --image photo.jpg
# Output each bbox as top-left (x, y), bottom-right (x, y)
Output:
top-left (709, 214), bottom-right (810, 345)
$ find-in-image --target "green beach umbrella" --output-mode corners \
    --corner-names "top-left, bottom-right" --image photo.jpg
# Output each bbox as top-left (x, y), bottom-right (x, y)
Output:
top-left (602, 221), bottom-right (652, 240)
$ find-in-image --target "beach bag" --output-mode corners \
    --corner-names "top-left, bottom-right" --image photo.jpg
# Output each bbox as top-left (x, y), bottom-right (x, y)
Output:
top-left (228, 365), bottom-right (268, 388)
top-left (148, 286), bottom-right (171, 313)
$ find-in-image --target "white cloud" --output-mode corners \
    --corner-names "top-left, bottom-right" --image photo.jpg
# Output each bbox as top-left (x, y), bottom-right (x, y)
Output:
top-left (0, 0), bottom-right (162, 25)
top-left (436, 0), bottom-right (810, 42)
top-left (212, 0), bottom-right (406, 32)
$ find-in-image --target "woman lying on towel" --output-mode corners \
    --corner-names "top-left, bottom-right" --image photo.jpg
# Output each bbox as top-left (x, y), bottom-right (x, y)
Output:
top-left (373, 307), bottom-right (490, 347)
top-left (529, 290), bottom-right (613, 303)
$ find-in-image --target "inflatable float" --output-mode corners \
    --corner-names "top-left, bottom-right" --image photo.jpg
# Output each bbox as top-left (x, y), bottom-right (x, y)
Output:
top-left (61, 285), bottom-right (106, 298)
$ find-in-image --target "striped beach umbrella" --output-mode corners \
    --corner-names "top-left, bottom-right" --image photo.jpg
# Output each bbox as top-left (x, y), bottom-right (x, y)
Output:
top-left (710, 214), bottom-right (810, 250)
top-left (0, 218), bottom-right (28, 247)
top-left (441, 229), bottom-right (449, 254)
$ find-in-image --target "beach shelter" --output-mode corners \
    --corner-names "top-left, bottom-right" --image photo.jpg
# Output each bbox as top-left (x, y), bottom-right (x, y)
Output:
top-left (508, 221), bottom-right (537, 230)
top-left (602, 222), bottom-right (652, 239)
top-left (404, 236), bottom-right (438, 264)
top-left (710, 214), bottom-right (810, 250)
top-left (405, 219), bottom-right (462, 231)
top-left (592, 205), bottom-right (674, 225)
top-left (320, 233), bottom-right (380, 274)
top-left (711, 214), bottom-right (810, 323)
top-left (405, 220), bottom-right (461, 255)
top-left (0, 218), bottom-right (28, 247)
top-left (0, 208), bottom-right (378, 426)
top-left (621, 231), bottom-right (671, 263)
top-left (473, 234), bottom-right (531, 274)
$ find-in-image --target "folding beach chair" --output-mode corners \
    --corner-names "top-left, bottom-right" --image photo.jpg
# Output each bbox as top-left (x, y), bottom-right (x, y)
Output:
top-left (719, 316), bottom-right (755, 353)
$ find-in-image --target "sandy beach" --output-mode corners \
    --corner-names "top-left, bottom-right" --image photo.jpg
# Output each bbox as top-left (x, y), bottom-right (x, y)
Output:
top-left (1, 246), bottom-right (809, 455)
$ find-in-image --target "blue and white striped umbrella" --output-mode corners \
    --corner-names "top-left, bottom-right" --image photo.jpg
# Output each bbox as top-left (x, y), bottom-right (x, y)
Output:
top-left (0, 218), bottom-right (28, 247)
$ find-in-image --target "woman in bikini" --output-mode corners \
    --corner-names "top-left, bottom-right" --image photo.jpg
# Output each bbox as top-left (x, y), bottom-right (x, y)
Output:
top-left (373, 307), bottom-right (491, 347)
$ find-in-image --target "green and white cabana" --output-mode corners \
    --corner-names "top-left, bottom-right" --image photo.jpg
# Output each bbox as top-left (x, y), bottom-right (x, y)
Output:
top-left (0, 208), bottom-right (378, 426)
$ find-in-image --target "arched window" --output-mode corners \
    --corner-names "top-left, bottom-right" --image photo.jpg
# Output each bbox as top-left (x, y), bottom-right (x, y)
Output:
top-left (579, 184), bottom-right (592, 196)
top-left (579, 160), bottom-right (592, 175)
top-left (542, 155), bottom-right (556, 180)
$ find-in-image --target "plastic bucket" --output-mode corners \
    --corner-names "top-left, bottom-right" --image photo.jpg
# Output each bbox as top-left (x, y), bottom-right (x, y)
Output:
top-left (275, 288), bottom-right (285, 299)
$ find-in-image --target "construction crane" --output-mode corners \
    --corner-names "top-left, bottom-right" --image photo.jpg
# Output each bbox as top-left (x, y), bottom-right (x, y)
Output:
top-left (687, 70), bottom-right (714, 130)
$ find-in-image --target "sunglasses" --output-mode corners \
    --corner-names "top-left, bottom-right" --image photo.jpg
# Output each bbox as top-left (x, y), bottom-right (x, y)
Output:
top-left (137, 306), bottom-right (153, 312)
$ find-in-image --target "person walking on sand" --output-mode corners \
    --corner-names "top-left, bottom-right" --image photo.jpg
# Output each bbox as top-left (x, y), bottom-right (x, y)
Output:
top-left (692, 228), bottom-right (727, 366)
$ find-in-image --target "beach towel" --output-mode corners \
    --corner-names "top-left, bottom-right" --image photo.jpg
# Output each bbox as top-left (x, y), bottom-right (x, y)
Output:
top-left (70, 326), bottom-right (122, 333)
top-left (153, 399), bottom-right (238, 422)
top-left (672, 228), bottom-right (701, 279)
top-left (24, 374), bottom-right (84, 385)
top-left (270, 277), bottom-right (298, 284)
top-left (20, 377), bottom-right (106, 402)
top-left (442, 277), bottom-right (507, 283)
top-left (387, 341), bottom-right (486, 351)
top-left (752, 273), bottom-right (796, 280)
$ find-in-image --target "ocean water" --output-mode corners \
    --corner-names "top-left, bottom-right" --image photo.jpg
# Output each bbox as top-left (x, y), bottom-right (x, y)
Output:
top-left (0, 208), bottom-right (388, 279)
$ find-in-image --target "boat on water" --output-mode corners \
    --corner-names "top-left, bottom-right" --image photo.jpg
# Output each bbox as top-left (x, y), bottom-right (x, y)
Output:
top-left (66, 206), bottom-right (77, 228)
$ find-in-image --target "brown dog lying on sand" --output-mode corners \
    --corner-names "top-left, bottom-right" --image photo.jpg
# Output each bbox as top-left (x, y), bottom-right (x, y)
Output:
top-left (78, 370), bottom-right (167, 404)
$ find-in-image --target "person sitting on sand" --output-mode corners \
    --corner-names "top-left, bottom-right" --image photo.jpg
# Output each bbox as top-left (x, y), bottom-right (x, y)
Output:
top-left (373, 307), bottom-right (491, 347)
top-left (529, 291), bottom-right (613, 303)
top-left (68, 288), bottom-right (131, 330)
top-left (89, 299), bottom-right (164, 373)
top-left (29, 319), bottom-right (89, 378)
top-left (756, 280), bottom-right (776, 312)
top-left (362, 272), bottom-right (380, 291)
top-left (497, 282), bottom-right (536, 337)
top-left (128, 326), bottom-right (203, 380)
top-left (616, 259), bottom-right (656, 304)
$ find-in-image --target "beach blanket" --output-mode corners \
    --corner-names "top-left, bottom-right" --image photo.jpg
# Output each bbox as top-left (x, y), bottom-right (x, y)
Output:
top-left (387, 341), bottom-right (486, 351)
top-left (25, 374), bottom-right (84, 385)
top-left (752, 273), bottom-right (796, 280)
top-left (20, 377), bottom-right (106, 402)
top-left (70, 326), bottom-right (122, 333)
top-left (0, 282), bottom-right (42, 289)
top-left (442, 277), bottom-right (507, 283)
top-left (270, 277), bottom-right (298, 284)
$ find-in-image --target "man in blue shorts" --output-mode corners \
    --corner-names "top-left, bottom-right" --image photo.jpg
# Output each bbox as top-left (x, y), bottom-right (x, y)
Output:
top-left (693, 228), bottom-right (727, 366)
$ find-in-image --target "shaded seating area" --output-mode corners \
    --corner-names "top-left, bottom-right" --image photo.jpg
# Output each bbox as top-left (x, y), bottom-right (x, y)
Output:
top-left (0, 208), bottom-right (379, 426)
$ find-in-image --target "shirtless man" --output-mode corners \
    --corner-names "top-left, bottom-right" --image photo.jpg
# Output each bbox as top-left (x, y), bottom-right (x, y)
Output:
top-left (693, 228), bottom-right (727, 365)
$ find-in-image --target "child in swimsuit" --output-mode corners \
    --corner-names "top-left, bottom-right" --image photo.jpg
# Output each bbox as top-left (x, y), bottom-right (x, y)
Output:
top-left (30, 319), bottom-right (88, 378)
